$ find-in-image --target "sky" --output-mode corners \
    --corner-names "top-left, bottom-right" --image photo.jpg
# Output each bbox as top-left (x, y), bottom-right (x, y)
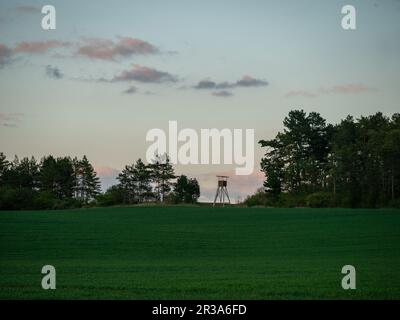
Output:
top-left (1, 0), bottom-right (400, 201)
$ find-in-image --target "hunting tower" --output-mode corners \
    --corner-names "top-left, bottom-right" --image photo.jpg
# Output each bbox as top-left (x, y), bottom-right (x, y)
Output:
top-left (213, 176), bottom-right (230, 206)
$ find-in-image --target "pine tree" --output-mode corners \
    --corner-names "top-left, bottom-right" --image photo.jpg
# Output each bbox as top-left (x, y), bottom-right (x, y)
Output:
top-left (15, 156), bottom-right (39, 189)
top-left (134, 159), bottom-right (152, 203)
top-left (80, 155), bottom-right (101, 203)
top-left (39, 156), bottom-right (74, 199)
top-left (173, 175), bottom-right (200, 203)
top-left (149, 153), bottom-right (175, 202)
top-left (186, 178), bottom-right (200, 203)
top-left (117, 164), bottom-right (136, 204)
top-left (0, 152), bottom-right (9, 186)
top-left (173, 175), bottom-right (188, 203)
top-left (72, 157), bottom-right (81, 199)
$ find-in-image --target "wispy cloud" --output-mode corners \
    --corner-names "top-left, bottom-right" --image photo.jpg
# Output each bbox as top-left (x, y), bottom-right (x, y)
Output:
top-left (285, 83), bottom-right (377, 98)
top-left (110, 64), bottom-right (177, 83)
top-left (14, 40), bottom-right (70, 54)
top-left (212, 90), bottom-right (233, 97)
top-left (319, 84), bottom-right (377, 94)
top-left (194, 75), bottom-right (268, 92)
top-left (76, 37), bottom-right (159, 60)
top-left (195, 79), bottom-right (218, 89)
top-left (1, 40), bottom-right (70, 68)
top-left (0, 112), bottom-right (24, 127)
top-left (2, 36), bottom-right (162, 65)
top-left (122, 86), bottom-right (137, 94)
top-left (236, 75), bottom-right (268, 87)
top-left (15, 5), bottom-right (40, 14)
top-left (46, 65), bottom-right (63, 79)
top-left (285, 90), bottom-right (317, 98)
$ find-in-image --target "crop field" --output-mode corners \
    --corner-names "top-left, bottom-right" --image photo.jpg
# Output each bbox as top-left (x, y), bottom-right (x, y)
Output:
top-left (0, 206), bottom-right (399, 299)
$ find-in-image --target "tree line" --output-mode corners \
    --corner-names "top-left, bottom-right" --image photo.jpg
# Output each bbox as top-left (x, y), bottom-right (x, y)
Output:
top-left (0, 154), bottom-right (101, 210)
top-left (0, 152), bottom-right (200, 210)
top-left (245, 110), bottom-right (400, 208)
top-left (97, 154), bottom-right (200, 206)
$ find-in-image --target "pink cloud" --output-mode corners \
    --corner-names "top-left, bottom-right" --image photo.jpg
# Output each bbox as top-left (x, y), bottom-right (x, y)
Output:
top-left (286, 83), bottom-right (377, 98)
top-left (111, 64), bottom-right (177, 83)
top-left (77, 37), bottom-right (159, 60)
top-left (14, 40), bottom-right (70, 54)
top-left (319, 83), bottom-right (377, 94)
top-left (94, 166), bottom-right (120, 192)
top-left (10, 37), bottom-right (159, 60)
top-left (95, 166), bottom-right (120, 176)
top-left (236, 75), bottom-right (268, 87)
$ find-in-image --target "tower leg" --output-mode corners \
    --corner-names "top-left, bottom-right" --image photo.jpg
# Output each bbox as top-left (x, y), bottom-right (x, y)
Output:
top-left (213, 187), bottom-right (220, 207)
top-left (223, 187), bottom-right (231, 204)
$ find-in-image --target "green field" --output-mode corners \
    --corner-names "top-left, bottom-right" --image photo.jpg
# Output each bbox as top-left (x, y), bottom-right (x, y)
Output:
top-left (0, 206), bottom-right (399, 299)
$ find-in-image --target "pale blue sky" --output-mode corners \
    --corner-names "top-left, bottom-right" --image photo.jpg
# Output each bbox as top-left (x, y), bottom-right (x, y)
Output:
top-left (1, 0), bottom-right (399, 200)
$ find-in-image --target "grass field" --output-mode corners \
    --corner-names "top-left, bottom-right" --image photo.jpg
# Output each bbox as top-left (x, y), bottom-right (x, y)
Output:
top-left (0, 206), bottom-right (399, 299)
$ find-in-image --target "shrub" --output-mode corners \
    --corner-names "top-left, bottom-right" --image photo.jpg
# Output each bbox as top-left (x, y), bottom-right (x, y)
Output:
top-left (51, 198), bottom-right (83, 210)
top-left (306, 192), bottom-right (334, 208)
top-left (96, 185), bottom-right (124, 206)
top-left (388, 198), bottom-right (400, 208)
top-left (275, 193), bottom-right (307, 207)
top-left (0, 187), bottom-right (36, 210)
top-left (0, 187), bottom-right (84, 210)
top-left (33, 191), bottom-right (57, 210)
top-left (244, 189), bottom-right (268, 207)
